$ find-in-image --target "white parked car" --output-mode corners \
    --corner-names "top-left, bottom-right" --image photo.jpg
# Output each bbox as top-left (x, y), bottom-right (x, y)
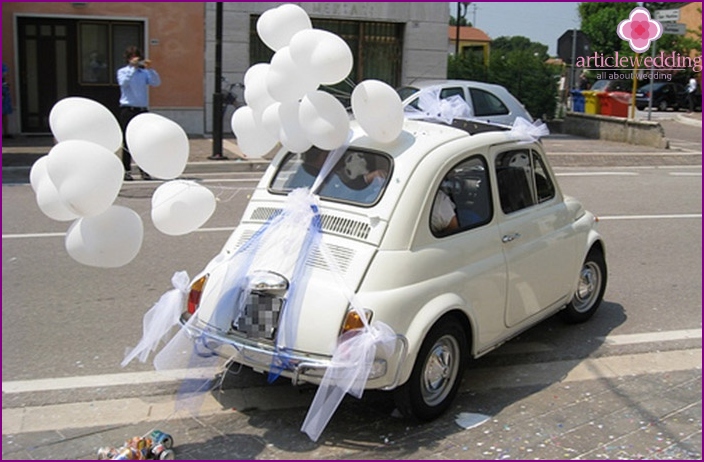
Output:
top-left (398, 79), bottom-right (533, 126)
top-left (182, 117), bottom-right (606, 421)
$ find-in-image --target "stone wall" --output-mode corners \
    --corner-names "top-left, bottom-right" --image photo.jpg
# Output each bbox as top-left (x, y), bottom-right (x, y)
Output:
top-left (561, 112), bottom-right (668, 149)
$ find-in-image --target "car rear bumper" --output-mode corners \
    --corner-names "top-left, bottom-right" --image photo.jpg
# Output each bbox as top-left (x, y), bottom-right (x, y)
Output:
top-left (180, 315), bottom-right (408, 390)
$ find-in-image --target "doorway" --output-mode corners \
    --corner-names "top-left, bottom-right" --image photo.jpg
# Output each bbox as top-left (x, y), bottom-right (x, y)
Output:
top-left (17, 16), bottom-right (144, 133)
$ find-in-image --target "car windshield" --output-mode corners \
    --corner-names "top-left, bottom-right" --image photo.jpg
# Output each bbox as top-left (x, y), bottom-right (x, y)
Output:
top-left (270, 147), bottom-right (392, 206)
top-left (590, 80), bottom-right (609, 91)
top-left (397, 86), bottom-right (420, 102)
top-left (638, 83), bottom-right (666, 92)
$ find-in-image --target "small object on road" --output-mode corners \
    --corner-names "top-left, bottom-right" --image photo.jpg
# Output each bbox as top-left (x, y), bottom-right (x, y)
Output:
top-left (97, 430), bottom-right (175, 460)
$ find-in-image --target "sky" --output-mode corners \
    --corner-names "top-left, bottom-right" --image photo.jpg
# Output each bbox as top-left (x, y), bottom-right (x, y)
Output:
top-left (450, 2), bottom-right (582, 56)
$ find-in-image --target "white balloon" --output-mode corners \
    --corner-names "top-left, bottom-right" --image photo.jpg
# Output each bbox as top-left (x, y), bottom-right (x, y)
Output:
top-left (351, 80), bottom-right (404, 143)
top-left (299, 91), bottom-right (350, 150)
top-left (261, 102), bottom-right (282, 138)
top-left (29, 155), bottom-right (49, 193)
top-left (256, 3), bottom-right (312, 52)
top-left (65, 205), bottom-right (143, 268)
top-left (125, 113), bottom-right (189, 179)
top-left (46, 140), bottom-right (124, 217)
top-left (49, 97), bottom-right (122, 153)
top-left (278, 101), bottom-right (312, 153)
top-left (30, 156), bottom-right (79, 221)
top-left (231, 106), bottom-right (279, 158)
top-left (243, 63), bottom-right (276, 115)
top-left (266, 46), bottom-right (319, 103)
top-left (35, 176), bottom-right (80, 222)
top-left (290, 29), bottom-right (353, 85)
top-left (151, 180), bottom-right (216, 236)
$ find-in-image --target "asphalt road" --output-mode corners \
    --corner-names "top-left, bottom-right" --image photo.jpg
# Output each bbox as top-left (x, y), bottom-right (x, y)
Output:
top-left (2, 132), bottom-right (701, 459)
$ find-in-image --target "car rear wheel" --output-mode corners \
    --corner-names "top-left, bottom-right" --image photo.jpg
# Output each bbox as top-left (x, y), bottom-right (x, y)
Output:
top-left (562, 248), bottom-right (607, 323)
top-left (394, 316), bottom-right (467, 421)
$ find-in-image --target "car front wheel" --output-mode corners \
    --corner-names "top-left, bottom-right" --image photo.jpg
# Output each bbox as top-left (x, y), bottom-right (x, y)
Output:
top-left (562, 248), bottom-right (607, 323)
top-left (394, 316), bottom-right (467, 421)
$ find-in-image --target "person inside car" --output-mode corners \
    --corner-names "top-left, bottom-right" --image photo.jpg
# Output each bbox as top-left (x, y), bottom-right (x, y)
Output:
top-left (431, 189), bottom-right (459, 235)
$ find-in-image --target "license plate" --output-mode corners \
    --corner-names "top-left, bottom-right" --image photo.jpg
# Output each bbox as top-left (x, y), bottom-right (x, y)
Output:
top-left (233, 293), bottom-right (283, 339)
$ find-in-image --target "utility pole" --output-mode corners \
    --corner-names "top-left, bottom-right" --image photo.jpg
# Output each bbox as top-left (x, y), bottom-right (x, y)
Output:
top-left (455, 2), bottom-right (461, 56)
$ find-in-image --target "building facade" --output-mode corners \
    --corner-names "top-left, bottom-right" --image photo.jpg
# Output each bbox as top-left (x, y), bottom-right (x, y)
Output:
top-left (2, 2), bottom-right (449, 136)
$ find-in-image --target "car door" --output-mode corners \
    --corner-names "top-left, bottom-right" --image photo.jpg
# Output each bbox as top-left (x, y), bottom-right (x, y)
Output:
top-left (410, 151), bottom-right (507, 348)
top-left (492, 144), bottom-right (577, 328)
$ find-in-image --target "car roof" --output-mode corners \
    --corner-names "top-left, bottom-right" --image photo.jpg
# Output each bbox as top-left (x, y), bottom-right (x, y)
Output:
top-left (402, 79), bottom-right (510, 93)
top-left (348, 118), bottom-right (524, 164)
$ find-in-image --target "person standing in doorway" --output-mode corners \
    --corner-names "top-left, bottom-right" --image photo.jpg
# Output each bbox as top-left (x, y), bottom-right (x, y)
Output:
top-left (117, 46), bottom-right (161, 180)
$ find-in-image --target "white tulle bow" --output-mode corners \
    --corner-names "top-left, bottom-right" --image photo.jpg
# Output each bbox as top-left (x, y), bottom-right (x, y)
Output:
top-left (121, 270), bottom-right (190, 366)
top-left (510, 117), bottom-right (550, 142)
top-left (404, 86), bottom-right (473, 124)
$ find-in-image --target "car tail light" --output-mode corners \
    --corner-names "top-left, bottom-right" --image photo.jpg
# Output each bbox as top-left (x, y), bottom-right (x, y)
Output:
top-left (340, 308), bottom-right (373, 335)
top-left (187, 275), bottom-right (208, 315)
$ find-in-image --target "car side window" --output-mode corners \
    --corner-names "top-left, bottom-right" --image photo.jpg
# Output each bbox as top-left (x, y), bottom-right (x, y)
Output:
top-left (440, 87), bottom-right (465, 101)
top-left (495, 149), bottom-right (555, 214)
top-left (469, 88), bottom-right (509, 117)
top-left (430, 155), bottom-right (492, 237)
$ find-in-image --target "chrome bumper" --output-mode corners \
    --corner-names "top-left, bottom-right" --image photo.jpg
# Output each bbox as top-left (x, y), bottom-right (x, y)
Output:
top-left (181, 316), bottom-right (408, 390)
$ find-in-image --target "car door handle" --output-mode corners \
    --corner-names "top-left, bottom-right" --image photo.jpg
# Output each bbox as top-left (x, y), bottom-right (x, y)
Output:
top-left (502, 233), bottom-right (521, 243)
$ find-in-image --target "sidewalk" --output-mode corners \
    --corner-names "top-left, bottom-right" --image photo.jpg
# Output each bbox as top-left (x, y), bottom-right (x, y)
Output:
top-left (2, 113), bottom-right (701, 177)
top-left (1, 135), bottom-right (270, 175)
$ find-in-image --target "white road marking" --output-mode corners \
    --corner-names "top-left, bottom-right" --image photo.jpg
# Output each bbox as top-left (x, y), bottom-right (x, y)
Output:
top-left (669, 172), bottom-right (702, 176)
top-left (555, 172), bottom-right (640, 177)
top-left (598, 213), bottom-right (701, 221)
top-left (2, 348), bottom-right (700, 435)
top-left (599, 328), bottom-right (702, 345)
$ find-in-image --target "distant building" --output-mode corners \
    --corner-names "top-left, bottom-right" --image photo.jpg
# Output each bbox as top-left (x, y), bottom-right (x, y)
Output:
top-left (678, 1), bottom-right (702, 44)
top-left (448, 25), bottom-right (491, 65)
top-left (2, 2), bottom-right (449, 136)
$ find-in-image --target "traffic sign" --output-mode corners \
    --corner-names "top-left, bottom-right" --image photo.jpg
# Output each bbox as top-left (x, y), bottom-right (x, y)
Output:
top-left (654, 9), bottom-right (680, 23)
top-left (662, 22), bottom-right (687, 36)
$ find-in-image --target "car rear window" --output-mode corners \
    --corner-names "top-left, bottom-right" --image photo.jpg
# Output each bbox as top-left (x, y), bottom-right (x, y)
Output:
top-left (469, 88), bottom-right (509, 117)
top-left (270, 147), bottom-right (392, 206)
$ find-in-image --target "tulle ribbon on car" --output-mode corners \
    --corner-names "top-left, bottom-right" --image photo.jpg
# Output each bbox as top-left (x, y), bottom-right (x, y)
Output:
top-left (510, 116), bottom-right (550, 142)
top-left (121, 270), bottom-right (190, 366)
top-left (404, 86), bottom-right (473, 124)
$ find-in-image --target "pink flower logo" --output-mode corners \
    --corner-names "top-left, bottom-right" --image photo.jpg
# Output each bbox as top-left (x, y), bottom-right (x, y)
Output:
top-left (617, 7), bottom-right (663, 53)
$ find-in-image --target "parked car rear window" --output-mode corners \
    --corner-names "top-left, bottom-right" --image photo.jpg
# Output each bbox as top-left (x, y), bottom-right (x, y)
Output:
top-left (469, 88), bottom-right (509, 117)
top-left (270, 147), bottom-right (392, 206)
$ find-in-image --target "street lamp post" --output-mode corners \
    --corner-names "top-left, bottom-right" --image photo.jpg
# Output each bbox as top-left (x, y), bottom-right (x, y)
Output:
top-left (209, 2), bottom-right (227, 160)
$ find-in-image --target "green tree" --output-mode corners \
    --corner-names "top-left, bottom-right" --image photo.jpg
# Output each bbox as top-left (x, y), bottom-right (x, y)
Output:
top-left (579, 2), bottom-right (638, 54)
top-left (447, 35), bottom-right (557, 119)
top-left (489, 37), bottom-right (555, 119)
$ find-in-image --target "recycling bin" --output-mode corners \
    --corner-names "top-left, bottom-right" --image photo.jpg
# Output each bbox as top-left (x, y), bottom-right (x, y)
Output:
top-left (569, 90), bottom-right (584, 113)
top-left (599, 91), bottom-right (631, 118)
top-left (582, 90), bottom-right (602, 115)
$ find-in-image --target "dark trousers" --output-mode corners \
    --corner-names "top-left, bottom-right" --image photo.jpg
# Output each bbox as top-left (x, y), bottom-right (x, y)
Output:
top-left (119, 106), bottom-right (148, 172)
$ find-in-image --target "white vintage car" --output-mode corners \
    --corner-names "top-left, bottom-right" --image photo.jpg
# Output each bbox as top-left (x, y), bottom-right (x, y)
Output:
top-left (181, 117), bottom-right (607, 421)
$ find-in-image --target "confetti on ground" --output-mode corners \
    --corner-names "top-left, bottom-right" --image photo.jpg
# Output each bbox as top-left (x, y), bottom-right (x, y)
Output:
top-left (455, 412), bottom-right (491, 430)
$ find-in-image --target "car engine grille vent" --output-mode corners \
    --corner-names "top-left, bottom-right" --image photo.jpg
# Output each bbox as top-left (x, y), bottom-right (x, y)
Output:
top-left (249, 207), bottom-right (371, 240)
top-left (233, 230), bottom-right (354, 273)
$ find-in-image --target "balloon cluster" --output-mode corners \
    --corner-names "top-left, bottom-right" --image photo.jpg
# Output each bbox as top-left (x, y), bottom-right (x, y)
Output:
top-left (232, 3), bottom-right (405, 157)
top-left (30, 97), bottom-right (216, 268)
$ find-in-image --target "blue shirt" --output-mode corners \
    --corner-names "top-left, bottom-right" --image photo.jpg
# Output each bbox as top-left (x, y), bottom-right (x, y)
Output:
top-left (117, 65), bottom-right (161, 107)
